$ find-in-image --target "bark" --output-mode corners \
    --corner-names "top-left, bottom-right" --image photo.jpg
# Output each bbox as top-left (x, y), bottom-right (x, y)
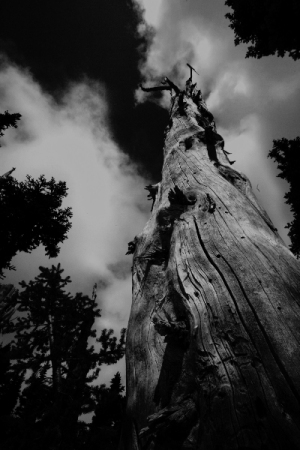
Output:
top-left (122, 78), bottom-right (300, 450)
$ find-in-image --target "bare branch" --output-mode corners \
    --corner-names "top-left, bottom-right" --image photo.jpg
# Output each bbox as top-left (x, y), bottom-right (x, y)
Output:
top-left (140, 84), bottom-right (172, 93)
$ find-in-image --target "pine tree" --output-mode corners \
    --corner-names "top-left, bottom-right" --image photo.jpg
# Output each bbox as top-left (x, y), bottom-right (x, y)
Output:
top-left (225, 0), bottom-right (300, 60)
top-left (0, 174), bottom-right (72, 277)
top-left (0, 343), bottom-right (25, 449)
top-left (79, 372), bottom-right (126, 450)
top-left (0, 111), bottom-right (21, 143)
top-left (122, 73), bottom-right (300, 449)
top-left (268, 137), bottom-right (300, 258)
top-left (2, 265), bottom-right (126, 450)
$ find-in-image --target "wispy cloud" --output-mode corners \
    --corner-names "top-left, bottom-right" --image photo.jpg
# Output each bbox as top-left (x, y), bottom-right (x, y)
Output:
top-left (0, 63), bottom-right (150, 383)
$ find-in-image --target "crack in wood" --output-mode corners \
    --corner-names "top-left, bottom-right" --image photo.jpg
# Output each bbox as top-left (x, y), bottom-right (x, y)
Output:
top-left (220, 253), bottom-right (300, 405)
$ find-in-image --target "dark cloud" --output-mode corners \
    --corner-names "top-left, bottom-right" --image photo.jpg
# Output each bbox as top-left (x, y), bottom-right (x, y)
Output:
top-left (0, 0), bottom-right (168, 180)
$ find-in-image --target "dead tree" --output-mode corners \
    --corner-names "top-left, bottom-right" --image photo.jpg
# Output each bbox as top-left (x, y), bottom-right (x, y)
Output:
top-left (122, 72), bottom-right (300, 450)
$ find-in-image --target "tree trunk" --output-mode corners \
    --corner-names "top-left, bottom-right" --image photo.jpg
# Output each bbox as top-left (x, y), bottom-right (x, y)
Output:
top-left (122, 77), bottom-right (300, 450)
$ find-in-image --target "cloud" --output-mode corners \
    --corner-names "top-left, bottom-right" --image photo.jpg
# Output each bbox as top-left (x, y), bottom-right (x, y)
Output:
top-left (207, 63), bottom-right (253, 113)
top-left (268, 74), bottom-right (300, 102)
top-left (0, 0), bottom-right (171, 180)
top-left (0, 63), bottom-right (151, 384)
top-left (136, 0), bottom-right (300, 246)
top-left (138, 0), bottom-right (164, 27)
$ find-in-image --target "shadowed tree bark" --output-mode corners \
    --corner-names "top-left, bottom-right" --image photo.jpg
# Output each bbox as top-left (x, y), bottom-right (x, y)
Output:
top-left (122, 73), bottom-right (300, 449)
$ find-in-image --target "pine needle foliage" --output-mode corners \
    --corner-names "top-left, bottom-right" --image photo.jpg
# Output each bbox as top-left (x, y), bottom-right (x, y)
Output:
top-left (1, 265), bottom-right (126, 450)
top-left (269, 137), bottom-right (300, 257)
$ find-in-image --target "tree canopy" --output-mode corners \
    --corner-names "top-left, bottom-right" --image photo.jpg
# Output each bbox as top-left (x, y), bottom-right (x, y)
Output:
top-left (0, 111), bottom-right (21, 143)
top-left (225, 0), bottom-right (300, 59)
top-left (0, 174), bottom-right (73, 277)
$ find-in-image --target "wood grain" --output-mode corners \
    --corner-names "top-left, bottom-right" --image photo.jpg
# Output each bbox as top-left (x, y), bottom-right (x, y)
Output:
top-left (122, 81), bottom-right (300, 450)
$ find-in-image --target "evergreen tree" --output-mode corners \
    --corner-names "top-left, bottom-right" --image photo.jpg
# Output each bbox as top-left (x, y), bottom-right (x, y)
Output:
top-left (0, 343), bottom-right (25, 449)
top-left (225, 0), bottom-right (300, 59)
top-left (0, 285), bottom-right (24, 448)
top-left (80, 372), bottom-right (126, 450)
top-left (0, 174), bottom-right (73, 277)
top-left (268, 137), bottom-right (300, 257)
top-left (2, 264), bottom-right (126, 450)
top-left (0, 111), bottom-right (21, 144)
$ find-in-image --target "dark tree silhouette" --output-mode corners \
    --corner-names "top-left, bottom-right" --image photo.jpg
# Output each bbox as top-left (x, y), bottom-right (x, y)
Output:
top-left (268, 137), bottom-right (300, 257)
top-left (1, 265), bottom-right (126, 450)
top-left (0, 174), bottom-right (72, 277)
top-left (78, 372), bottom-right (126, 450)
top-left (225, 0), bottom-right (300, 59)
top-left (0, 343), bottom-right (25, 447)
top-left (0, 111), bottom-right (21, 143)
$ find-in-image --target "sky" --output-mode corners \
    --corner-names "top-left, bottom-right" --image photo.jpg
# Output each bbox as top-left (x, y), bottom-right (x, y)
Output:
top-left (1, 0), bottom-right (300, 386)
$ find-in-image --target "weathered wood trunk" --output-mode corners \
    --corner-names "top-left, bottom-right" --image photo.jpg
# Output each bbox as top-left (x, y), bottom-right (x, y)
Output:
top-left (122, 77), bottom-right (300, 450)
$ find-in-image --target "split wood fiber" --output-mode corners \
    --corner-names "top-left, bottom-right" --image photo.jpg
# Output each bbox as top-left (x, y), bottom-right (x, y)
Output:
top-left (122, 77), bottom-right (300, 450)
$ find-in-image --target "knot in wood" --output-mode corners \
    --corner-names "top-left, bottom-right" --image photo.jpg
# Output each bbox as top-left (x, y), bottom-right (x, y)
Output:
top-left (168, 186), bottom-right (197, 206)
top-left (206, 193), bottom-right (216, 213)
